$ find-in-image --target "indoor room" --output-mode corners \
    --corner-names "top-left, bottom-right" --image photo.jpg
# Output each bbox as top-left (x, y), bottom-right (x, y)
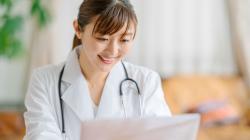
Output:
top-left (0, 0), bottom-right (250, 140)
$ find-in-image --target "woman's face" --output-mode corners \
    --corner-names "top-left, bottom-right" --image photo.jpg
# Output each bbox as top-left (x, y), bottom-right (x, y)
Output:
top-left (74, 18), bottom-right (136, 72)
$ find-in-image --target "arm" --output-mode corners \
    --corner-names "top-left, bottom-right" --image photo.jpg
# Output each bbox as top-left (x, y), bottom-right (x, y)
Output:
top-left (23, 69), bottom-right (63, 140)
top-left (142, 71), bottom-right (172, 117)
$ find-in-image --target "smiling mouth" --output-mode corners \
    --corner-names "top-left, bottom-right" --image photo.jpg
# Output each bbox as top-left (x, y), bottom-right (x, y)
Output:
top-left (98, 55), bottom-right (115, 64)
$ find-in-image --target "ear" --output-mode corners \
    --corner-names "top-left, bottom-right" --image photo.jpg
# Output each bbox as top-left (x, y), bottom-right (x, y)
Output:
top-left (73, 19), bottom-right (82, 39)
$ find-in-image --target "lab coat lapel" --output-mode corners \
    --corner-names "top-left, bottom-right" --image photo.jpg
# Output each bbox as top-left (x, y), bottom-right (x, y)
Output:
top-left (96, 61), bottom-right (125, 118)
top-left (61, 48), bottom-right (94, 121)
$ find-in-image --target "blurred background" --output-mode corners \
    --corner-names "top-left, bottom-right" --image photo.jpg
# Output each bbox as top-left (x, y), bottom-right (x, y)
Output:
top-left (0, 0), bottom-right (250, 139)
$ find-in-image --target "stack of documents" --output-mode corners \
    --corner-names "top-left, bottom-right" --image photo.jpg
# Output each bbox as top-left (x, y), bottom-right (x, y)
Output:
top-left (81, 114), bottom-right (200, 140)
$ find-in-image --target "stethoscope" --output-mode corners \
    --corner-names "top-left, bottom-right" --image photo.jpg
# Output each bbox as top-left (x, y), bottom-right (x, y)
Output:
top-left (58, 60), bottom-right (142, 136)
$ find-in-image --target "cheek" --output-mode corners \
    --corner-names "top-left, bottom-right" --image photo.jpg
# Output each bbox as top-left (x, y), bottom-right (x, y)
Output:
top-left (121, 44), bottom-right (132, 55)
top-left (84, 40), bottom-right (105, 55)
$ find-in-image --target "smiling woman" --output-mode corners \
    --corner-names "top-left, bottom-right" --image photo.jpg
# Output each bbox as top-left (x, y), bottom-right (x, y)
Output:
top-left (23, 0), bottom-right (172, 140)
top-left (72, 0), bottom-right (137, 74)
top-left (74, 16), bottom-right (136, 74)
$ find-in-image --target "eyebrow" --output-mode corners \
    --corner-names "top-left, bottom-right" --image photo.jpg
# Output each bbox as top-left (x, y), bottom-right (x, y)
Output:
top-left (94, 32), bottom-right (134, 37)
top-left (122, 33), bottom-right (134, 36)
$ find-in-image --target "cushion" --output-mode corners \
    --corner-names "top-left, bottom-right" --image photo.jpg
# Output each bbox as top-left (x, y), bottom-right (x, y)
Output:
top-left (186, 99), bottom-right (240, 127)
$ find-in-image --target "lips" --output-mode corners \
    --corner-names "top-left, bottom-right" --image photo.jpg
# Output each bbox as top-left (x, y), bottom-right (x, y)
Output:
top-left (98, 55), bottom-right (115, 64)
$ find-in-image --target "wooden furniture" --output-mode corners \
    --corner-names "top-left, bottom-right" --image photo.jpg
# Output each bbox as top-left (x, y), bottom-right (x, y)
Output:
top-left (0, 112), bottom-right (25, 140)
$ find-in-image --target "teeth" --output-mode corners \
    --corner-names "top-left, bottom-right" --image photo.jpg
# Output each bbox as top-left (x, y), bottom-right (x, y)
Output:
top-left (100, 56), bottom-right (113, 61)
top-left (99, 55), bottom-right (114, 64)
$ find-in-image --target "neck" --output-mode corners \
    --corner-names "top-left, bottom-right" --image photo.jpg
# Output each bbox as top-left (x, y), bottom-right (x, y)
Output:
top-left (78, 48), bottom-right (108, 83)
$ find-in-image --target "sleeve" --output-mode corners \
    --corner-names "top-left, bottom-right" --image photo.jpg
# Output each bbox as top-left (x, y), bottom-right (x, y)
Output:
top-left (142, 71), bottom-right (172, 117)
top-left (23, 69), bottom-right (63, 140)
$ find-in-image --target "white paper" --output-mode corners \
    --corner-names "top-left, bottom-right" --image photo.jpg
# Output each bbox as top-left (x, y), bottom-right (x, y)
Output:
top-left (81, 114), bottom-right (200, 140)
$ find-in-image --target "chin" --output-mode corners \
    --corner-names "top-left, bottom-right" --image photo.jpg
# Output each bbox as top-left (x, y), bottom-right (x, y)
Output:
top-left (99, 66), bottom-right (113, 72)
top-left (97, 63), bottom-right (116, 72)
top-left (95, 60), bottom-right (116, 72)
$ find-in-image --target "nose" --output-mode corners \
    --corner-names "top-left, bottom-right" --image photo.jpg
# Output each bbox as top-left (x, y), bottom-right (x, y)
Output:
top-left (106, 40), bottom-right (120, 56)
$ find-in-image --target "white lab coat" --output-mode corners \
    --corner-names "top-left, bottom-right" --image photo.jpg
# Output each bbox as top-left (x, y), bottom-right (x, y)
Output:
top-left (23, 48), bottom-right (172, 140)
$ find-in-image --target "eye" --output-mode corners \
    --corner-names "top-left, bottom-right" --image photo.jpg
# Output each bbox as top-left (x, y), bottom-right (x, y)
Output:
top-left (96, 37), bottom-right (108, 41)
top-left (121, 39), bottom-right (130, 43)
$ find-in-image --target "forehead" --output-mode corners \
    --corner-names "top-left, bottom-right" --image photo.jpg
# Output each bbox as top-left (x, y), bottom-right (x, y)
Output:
top-left (86, 21), bottom-right (136, 37)
top-left (112, 22), bottom-right (136, 36)
top-left (88, 15), bottom-right (136, 36)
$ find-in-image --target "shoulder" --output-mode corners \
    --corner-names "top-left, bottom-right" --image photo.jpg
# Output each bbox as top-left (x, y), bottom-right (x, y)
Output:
top-left (33, 62), bottom-right (63, 75)
top-left (25, 63), bottom-right (65, 106)
top-left (30, 62), bottom-right (64, 86)
top-left (33, 62), bottom-right (64, 75)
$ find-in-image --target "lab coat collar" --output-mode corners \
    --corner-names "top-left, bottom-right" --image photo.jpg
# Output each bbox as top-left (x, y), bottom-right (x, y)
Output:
top-left (61, 47), bottom-right (94, 121)
top-left (61, 47), bottom-right (81, 84)
top-left (61, 47), bottom-right (125, 121)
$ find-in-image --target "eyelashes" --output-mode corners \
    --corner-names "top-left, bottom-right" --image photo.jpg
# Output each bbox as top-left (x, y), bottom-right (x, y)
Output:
top-left (95, 37), bottom-right (131, 43)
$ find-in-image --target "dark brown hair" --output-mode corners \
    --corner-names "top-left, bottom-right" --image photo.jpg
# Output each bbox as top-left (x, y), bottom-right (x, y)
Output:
top-left (72, 0), bottom-right (138, 49)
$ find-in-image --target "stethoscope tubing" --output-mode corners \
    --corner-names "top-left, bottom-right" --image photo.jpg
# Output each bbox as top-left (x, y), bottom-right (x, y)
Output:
top-left (58, 61), bottom-right (141, 135)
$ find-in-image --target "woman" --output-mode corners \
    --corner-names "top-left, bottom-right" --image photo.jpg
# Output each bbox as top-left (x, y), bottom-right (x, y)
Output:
top-left (24, 0), bottom-right (171, 139)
